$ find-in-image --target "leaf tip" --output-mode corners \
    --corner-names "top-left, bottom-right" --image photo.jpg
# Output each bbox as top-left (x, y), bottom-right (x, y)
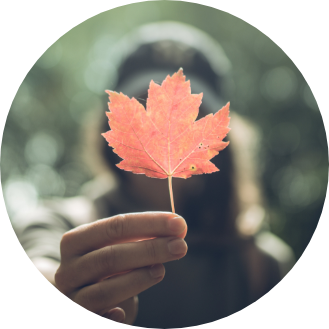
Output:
top-left (106, 90), bottom-right (119, 101)
top-left (176, 68), bottom-right (185, 79)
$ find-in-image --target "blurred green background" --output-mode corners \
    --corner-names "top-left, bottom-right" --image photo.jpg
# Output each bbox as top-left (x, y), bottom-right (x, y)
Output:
top-left (1, 1), bottom-right (328, 259)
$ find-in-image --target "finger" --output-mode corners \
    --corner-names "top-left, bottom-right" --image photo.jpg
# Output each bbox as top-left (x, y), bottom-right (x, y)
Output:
top-left (102, 307), bottom-right (125, 323)
top-left (116, 296), bottom-right (138, 325)
top-left (72, 264), bottom-right (165, 315)
top-left (65, 237), bottom-right (187, 288)
top-left (61, 212), bottom-right (187, 256)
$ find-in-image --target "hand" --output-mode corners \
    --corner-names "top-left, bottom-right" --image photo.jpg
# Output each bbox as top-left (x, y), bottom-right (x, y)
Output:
top-left (55, 212), bottom-right (188, 324)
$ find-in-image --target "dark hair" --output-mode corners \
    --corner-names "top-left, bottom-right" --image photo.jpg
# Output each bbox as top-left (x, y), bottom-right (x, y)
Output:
top-left (117, 41), bottom-right (221, 94)
top-left (101, 38), bottom-right (238, 237)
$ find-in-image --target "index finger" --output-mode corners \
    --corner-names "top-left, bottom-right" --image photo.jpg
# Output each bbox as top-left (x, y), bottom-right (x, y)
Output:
top-left (60, 212), bottom-right (187, 257)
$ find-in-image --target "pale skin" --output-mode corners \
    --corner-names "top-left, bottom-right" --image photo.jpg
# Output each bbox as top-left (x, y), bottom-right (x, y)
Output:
top-left (55, 212), bottom-right (188, 324)
top-left (55, 174), bottom-right (193, 323)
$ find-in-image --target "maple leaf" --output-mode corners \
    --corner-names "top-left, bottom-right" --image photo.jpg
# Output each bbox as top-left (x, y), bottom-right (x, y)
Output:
top-left (102, 68), bottom-right (230, 212)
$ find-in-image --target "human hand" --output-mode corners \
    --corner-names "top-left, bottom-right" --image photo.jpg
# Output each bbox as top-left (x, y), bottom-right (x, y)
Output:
top-left (55, 212), bottom-right (187, 324)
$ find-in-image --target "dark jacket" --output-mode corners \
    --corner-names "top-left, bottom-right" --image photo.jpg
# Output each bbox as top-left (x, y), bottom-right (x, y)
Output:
top-left (14, 173), bottom-right (295, 328)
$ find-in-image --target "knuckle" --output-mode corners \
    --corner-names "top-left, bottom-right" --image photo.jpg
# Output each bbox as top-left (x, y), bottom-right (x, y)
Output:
top-left (75, 284), bottom-right (109, 314)
top-left (94, 284), bottom-right (110, 314)
top-left (106, 214), bottom-right (126, 240)
top-left (59, 230), bottom-right (75, 256)
top-left (144, 239), bottom-right (157, 263)
top-left (55, 260), bottom-right (80, 294)
top-left (59, 233), bottom-right (68, 253)
top-left (54, 266), bottom-right (67, 293)
top-left (96, 245), bottom-right (118, 272)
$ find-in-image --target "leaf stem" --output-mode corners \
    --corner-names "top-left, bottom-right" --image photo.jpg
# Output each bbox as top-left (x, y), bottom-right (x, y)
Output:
top-left (168, 175), bottom-right (175, 213)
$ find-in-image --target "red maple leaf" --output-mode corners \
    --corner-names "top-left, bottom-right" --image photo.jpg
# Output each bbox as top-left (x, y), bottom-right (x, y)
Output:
top-left (102, 69), bottom-right (230, 212)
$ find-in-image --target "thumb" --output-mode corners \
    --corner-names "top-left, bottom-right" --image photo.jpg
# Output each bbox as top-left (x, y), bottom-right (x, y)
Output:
top-left (103, 307), bottom-right (126, 323)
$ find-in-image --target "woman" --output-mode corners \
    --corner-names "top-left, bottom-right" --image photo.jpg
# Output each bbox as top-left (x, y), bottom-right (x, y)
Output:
top-left (14, 22), bottom-right (295, 327)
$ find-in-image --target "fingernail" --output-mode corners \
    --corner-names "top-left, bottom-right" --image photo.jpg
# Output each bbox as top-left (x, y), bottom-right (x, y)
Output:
top-left (108, 308), bottom-right (125, 323)
top-left (168, 217), bottom-right (186, 232)
top-left (167, 238), bottom-right (187, 255)
top-left (149, 264), bottom-right (165, 279)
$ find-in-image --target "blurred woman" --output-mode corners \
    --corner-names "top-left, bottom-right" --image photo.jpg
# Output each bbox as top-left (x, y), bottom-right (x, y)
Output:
top-left (14, 22), bottom-right (295, 328)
